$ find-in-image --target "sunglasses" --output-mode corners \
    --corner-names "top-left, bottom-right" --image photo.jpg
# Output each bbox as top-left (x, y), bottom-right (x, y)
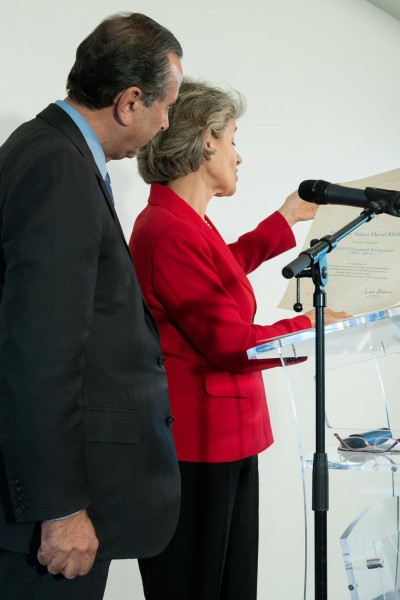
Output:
top-left (334, 430), bottom-right (400, 453)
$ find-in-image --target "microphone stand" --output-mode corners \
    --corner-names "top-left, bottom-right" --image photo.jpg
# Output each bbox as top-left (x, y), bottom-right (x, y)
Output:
top-left (282, 202), bottom-right (384, 600)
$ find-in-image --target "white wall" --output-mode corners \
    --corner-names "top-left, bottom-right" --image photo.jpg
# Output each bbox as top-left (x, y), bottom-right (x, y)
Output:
top-left (1, 0), bottom-right (400, 597)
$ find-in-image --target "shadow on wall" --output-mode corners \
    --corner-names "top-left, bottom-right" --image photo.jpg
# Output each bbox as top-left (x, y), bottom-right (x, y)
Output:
top-left (0, 115), bottom-right (28, 143)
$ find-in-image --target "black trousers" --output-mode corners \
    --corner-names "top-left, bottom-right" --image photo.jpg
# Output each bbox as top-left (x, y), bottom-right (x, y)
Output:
top-left (139, 456), bottom-right (259, 600)
top-left (0, 549), bottom-right (110, 600)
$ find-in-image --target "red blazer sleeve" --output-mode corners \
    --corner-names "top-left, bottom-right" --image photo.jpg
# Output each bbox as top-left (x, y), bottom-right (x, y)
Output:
top-left (227, 211), bottom-right (297, 274)
top-left (151, 220), bottom-right (310, 373)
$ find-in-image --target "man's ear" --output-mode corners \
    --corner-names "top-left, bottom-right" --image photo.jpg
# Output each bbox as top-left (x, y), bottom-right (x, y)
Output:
top-left (114, 87), bottom-right (142, 126)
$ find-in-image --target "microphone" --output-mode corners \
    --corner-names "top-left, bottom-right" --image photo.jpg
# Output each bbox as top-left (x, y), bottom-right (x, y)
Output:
top-left (298, 179), bottom-right (400, 217)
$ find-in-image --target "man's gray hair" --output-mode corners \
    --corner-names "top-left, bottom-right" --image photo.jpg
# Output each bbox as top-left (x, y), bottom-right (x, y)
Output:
top-left (67, 12), bottom-right (182, 109)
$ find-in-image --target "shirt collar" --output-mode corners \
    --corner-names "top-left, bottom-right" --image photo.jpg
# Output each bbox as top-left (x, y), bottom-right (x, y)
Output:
top-left (55, 99), bottom-right (107, 179)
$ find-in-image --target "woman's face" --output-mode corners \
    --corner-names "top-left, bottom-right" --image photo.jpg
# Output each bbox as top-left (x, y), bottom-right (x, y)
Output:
top-left (204, 118), bottom-right (242, 197)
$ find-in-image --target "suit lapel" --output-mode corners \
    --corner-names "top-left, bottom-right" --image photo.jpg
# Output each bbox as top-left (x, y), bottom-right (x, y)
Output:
top-left (95, 171), bottom-right (130, 252)
top-left (37, 104), bottom-right (131, 256)
top-left (37, 104), bottom-right (161, 334)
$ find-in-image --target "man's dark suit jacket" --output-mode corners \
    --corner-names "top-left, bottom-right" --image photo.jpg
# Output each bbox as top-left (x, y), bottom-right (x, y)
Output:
top-left (0, 104), bottom-right (180, 559)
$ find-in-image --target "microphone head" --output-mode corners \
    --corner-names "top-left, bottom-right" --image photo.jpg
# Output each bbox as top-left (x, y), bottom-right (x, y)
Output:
top-left (298, 180), bottom-right (317, 201)
top-left (298, 180), bottom-right (330, 204)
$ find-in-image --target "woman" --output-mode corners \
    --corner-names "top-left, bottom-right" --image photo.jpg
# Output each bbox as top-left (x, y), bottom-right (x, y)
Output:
top-left (129, 78), bottom-right (346, 600)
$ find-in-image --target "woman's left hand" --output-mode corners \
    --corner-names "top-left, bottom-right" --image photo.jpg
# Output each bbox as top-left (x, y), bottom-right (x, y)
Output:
top-left (278, 190), bottom-right (318, 227)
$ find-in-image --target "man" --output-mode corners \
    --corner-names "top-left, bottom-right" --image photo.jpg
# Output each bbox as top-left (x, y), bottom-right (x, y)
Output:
top-left (0, 12), bottom-right (183, 599)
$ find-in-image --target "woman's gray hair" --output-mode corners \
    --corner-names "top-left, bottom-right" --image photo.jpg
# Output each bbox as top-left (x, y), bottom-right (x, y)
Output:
top-left (137, 78), bottom-right (246, 184)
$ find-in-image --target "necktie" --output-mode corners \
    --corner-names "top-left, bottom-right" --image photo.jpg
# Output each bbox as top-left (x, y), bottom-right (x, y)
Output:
top-left (104, 172), bottom-right (115, 205)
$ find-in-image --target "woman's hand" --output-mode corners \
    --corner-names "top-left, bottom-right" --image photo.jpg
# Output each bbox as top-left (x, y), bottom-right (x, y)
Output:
top-left (278, 190), bottom-right (318, 227)
top-left (304, 308), bottom-right (352, 329)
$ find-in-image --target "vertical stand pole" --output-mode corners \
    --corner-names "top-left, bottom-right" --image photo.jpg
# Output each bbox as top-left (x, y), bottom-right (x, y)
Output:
top-left (282, 206), bottom-right (380, 599)
top-left (312, 258), bottom-right (329, 599)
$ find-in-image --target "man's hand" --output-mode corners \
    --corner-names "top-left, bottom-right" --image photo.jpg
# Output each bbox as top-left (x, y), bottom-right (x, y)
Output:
top-left (37, 509), bottom-right (99, 579)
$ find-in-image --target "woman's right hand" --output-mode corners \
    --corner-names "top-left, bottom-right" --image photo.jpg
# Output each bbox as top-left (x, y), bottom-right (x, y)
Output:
top-left (304, 308), bottom-right (352, 329)
top-left (278, 190), bottom-right (319, 227)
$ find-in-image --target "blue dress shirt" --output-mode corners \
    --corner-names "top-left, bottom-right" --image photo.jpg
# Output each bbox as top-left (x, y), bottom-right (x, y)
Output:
top-left (55, 99), bottom-right (107, 180)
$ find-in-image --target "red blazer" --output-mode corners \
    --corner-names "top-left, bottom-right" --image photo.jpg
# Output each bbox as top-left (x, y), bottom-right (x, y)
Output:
top-left (129, 183), bottom-right (311, 462)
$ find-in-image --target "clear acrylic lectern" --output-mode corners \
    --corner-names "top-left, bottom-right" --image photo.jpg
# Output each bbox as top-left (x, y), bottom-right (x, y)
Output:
top-left (248, 305), bottom-right (400, 599)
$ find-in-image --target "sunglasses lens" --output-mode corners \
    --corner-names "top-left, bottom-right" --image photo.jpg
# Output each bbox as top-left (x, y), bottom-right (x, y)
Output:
top-left (375, 436), bottom-right (391, 447)
top-left (345, 436), bottom-right (367, 449)
top-left (375, 436), bottom-right (397, 450)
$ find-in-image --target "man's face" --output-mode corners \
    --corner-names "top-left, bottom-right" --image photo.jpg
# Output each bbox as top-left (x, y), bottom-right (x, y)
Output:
top-left (121, 53), bottom-right (183, 159)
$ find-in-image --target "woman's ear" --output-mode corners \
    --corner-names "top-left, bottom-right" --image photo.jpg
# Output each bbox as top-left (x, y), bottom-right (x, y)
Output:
top-left (203, 129), bottom-right (217, 155)
top-left (114, 87), bottom-right (142, 126)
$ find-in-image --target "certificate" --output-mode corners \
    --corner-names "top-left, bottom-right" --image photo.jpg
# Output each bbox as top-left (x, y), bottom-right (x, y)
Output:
top-left (278, 169), bottom-right (400, 315)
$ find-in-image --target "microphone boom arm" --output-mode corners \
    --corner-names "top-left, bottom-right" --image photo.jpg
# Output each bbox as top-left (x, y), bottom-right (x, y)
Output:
top-left (282, 206), bottom-right (379, 280)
